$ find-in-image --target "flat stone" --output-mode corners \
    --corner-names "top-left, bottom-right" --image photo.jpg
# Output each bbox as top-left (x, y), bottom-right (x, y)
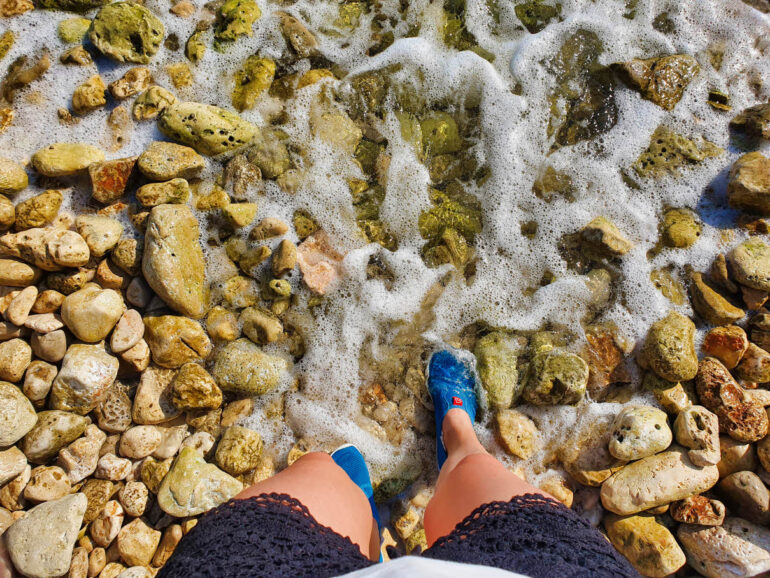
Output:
top-left (137, 142), bottom-right (204, 181)
top-left (0, 258), bottom-right (40, 287)
top-left (600, 445), bottom-right (719, 515)
top-left (212, 338), bottom-right (288, 395)
top-left (50, 343), bottom-right (119, 415)
top-left (75, 215), bottom-right (124, 257)
top-left (678, 517), bottom-right (770, 578)
top-left (4, 494), bottom-right (87, 578)
top-left (110, 309), bottom-right (143, 353)
top-left (32, 143), bottom-right (105, 176)
top-left (157, 446), bottom-right (242, 516)
top-left (142, 205), bottom-right (209, 318)
top-left (495, 409), bottom-right (539, 459)
top-left (560, 414), bottom-right (627, 487)
top-left (0, 380), bottom-right (37, 446)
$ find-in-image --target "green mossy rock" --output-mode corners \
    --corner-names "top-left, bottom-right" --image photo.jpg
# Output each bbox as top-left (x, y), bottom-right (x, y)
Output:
top-left (418, 186), bottom-right (482, 242)
top-left (212, 338), bottom-right (288, 396)
top-left (515, 0), bottom-right (561, 33)
top-left (89, 2), bottom-right (164, 64)
top-left (39, 0), bottom-right (107, 12)
top-left (159, 101), bottom-right (259, 156)
top-left (58, 18), bottom-right (92, 43)
top-left (474, 332), bottom-right (525, 409)
top-left (215, 0), bottom-right (261, 44)
top-left (641, 311), bottom-right (698, 382)
top-left (661, 208), bottom-right (701, 248)
top-left (612, 55), bottom-right (699, 111)
top-left (247, 129), bottom-right (290, 178)
top-left (522, 350), bottom-right (589, 405)
top-left (232, 56), bottom-right (275, 112)
top-left (634, 126), bottom-right (722, 179)
top-left (420, 112), bottom-right (462, 156)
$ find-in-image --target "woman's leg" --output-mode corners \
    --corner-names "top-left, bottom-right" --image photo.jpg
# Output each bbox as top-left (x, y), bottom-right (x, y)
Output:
top-left (424, 409), bottom-right (550, 545)
top-left (235, 452), bottom-right (380, 561)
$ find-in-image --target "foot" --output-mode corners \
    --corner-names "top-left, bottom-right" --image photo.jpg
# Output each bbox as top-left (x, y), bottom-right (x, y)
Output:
top-left (330, 444), bottom-right (381, 529)
top-left (427, 349), bottom-right (478, 470)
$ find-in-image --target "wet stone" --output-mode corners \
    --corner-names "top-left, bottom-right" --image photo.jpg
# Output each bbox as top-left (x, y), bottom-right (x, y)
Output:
top-left (609, 406), bottom-right (672, 461)
top-left (641, 311), bottom-right (698, 382)
top-left (611, 54), bottom-right (698, 110)
top-left (88, 157), bottom-right (137, 205)
top-left (90, 2), bottom-right (165, 64)
top-left (137, 141), bottom-right (204, 181)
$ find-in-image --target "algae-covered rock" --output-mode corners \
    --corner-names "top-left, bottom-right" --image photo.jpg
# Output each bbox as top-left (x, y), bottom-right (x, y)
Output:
top-left (731, 103), bottom-right (770, 140)
top-left (612, 55), bottom-right (699, 110)
top-left (212, 338), bottom-right (287, 396)
top-left (32, 143), bottom-right (104, 176)
top-left (311, 111), bottom-right (362, 154)
top-left (522, 350), bottom-right (589, 405)
top-left (419, 186), bottom-right (483, 242)
top-left (661, 207), bottom-right (701, 248)
top-left (22, 410), bottom-right (89, 464)
top-left (215, 426), bottom-right (262, 475)
top-left (143, 204), bottom-right (209, 318)
top-left (185, 31), bottom-right (206, 63)
top-left (604, 513), bottom-right (686, 576)
top-left (159, 101), bottom-right (259, 156)
top-left (90, 2), bottom-right (165, 64)
top-left (38, 0), bottom-right (107, 12)
top-left (232, 56), bottom-right (275, 112)
top-left (633, 126), bottom-right (722, 178)
top-left (548, 29), bottom-right (617, 150)
top-left (727, 152), bottom-right (770, 215)
top-left (157, 447), bottom-right (242, 516)
top-left (420, 111), bottom-right (462, 156)
top-left (215, 0), bottom-right (261, 44)
top-left (641, 311), bottom-right (698, 382)
top-left (515, 0), bottom-right (561, 33)
top-left (277, 11), bottom-right (318, 58)
top-left (580, 216), bottom-right (633, 257)
top-left (247, 128), bottom-right (290, 178)
top-left (728, 238), bottom-right (770, 292)
top-left (474, 332), bottom-right (525, 409)
top-left (15, 190), bottom-right (62, 230)
top-left (144, 316), bottom-right (212, 368)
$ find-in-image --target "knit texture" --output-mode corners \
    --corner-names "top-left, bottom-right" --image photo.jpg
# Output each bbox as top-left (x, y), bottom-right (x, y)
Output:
top-left (159, 493), bottom-right (639, 578)
top-left (422, 494), bottom-right (639, 577)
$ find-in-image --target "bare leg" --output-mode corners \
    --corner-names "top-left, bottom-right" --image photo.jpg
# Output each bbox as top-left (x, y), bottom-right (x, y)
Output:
top-left (424, 409), bottom-right (550, 546)
top-left (235, 452), bottom-right (380, 561)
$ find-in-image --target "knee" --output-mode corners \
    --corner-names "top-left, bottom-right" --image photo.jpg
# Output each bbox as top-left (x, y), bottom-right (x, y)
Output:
top-left (292, 451), bottom-right (335, 470)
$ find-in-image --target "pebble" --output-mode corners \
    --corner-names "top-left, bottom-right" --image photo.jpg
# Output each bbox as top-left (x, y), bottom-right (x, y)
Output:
top-left (4, 493), bottom-right (87, 578)
top-left (31, 143), bottom-right (105, 176)
top-left (96, 453), bottom-right (132, 480)
top-left (0, 157), bottom-right (28, 195)
top-left (75, 215), bottom-right (124, 257)
top-left (297, 231), bottom-right (341, 295)
top-left (153, 424), bottom-right (189, 460)
top-left (89, 548), bottom-right (107, 578)
top-left (157, 447), bottom-right (242, 516)
top-left (136, 178), bottom-right (190, 207)
top-left (718, 471), bottom-right (770, 524)
top-left (88, 157), bottom-right (137, 204)
top-left (728, 151), bottom-right (770, 215)
top-left (140, 456), bottom-right (172, 493)
top-left (5, 285), bottom-right (37, 326)
top-left (689, 271), bottom-right (745, 326)
top-left (50, 343), bottom-right (119, 414)
top-left (579, 216), bottom-right (633, 256)
top-left (58, 424), bottom-right (106, 483)
top-left (31, 329), bottom-right (67, 362)
top-left (678, 517), bottom-right (770, 578)
top-left (0, 259), bottom-right (41, 287)
top-left (111, 238), bottom-right (143, 276)
top-left (736, 342), bottom-right (770, 383)
top-left (670, 495), bottom-right (725, 525)
top-left (696, 357), bottom-right (769, 442)
top-left (608, 406), bottom-right (672, 461)
top-left (0, 380), bottom-right (37, 446)
top-left (0, 446), bottom-right (27, 486)
top-left (96, 384), bottom-right (133, 433)
top-left (81, 479), bottom-right (115, 524)
top-left (212, 338), bottom-right (288, 395)
top-left (61, 283), bottom-right (125, 342)
top-left (168, 362), bottom-right (222, 411)
top-left (132, 366), bottom-right (180, 425)
top-left (604, 513), bottom-right (685, 576)
top-left (641, 311), bottom-right (698, 382)
top-left (110, 309), bottom-right (144, 353)
top-left (24, 313), bottom-right (64, 333)
top-left (600, 445), bottom-right (719, 515)
top-left (23, 465), bottom-right (71, 502)
top-left (179, 431), bottom-right (215, 455)
top-left (0, 338), bottom-right (31, 382)
top-left (118, 481), bottom-right (148, 517)
top-left (21, 409), bottom-right (89, 464)
top-left (0, 464), bottom-right (30, 510)
top-left (90, 500), bottom-right (124, 547)
top-left (126, 277), bottom-right (152, 308)
top-left (22, 361), bottom-right (55, 408)
top-left (142, 205), bottom-right (209, 318)
top-left (120, 339), bottom-right (151, 373)
top-left (729, 238), bottom-right (770, 292)
top-left (718, 436), bottom-right (758, 478)
top-left (215, 425), bottom-right (263, 475)
top-left (152, 524), bottom-right (182, 567)
top-left (144, 315), bottom-right (212, 368)
top-left (494, 409), bottom-right (539, 459)
top-left (120, 426), bottom-right (163, 459)
top-left (117, 518), bottom-right (161, 567)
top-left (702, 325), bottom-right (749, 369)
top-left (47, 230), bottom-right (91, 268)
top-left (137, 141), bottom-right (205, 181)
top-left (673, 405), bottom-right (720, 466)
top-left (69, 546), bottom-right (88, 578)
top-left (240, 306), bottom-right (283, 345)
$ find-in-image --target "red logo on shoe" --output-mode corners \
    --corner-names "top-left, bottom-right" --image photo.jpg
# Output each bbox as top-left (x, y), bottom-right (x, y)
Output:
top-left (452, 397), bottom-right (463, 406)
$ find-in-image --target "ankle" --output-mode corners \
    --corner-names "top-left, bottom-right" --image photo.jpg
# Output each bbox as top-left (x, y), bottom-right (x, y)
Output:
top-left (442, 409), bottom-right (484, 455)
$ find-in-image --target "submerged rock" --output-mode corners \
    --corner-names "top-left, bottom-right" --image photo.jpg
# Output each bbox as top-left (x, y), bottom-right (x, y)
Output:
top-left (474, 332), bottom-right (524, 409)
top-left (522, 350), bottom-right (588, 405)
top-left (215, 0), bottom-right (261, 44)
top-left (730, 103), bottom-right (770, 140)
top-left (579, 216), bottom-right (633, 257)
top-left (158, 101), bottom-right (259, 156)
top-left (89, 2), bottom-right (165, 64)
top-left (232, 56), bottom-right (275, 112)
top-left (611, 54), bottom-right (699, 110)
top-left (633, 126), bottom-right (722, 179)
